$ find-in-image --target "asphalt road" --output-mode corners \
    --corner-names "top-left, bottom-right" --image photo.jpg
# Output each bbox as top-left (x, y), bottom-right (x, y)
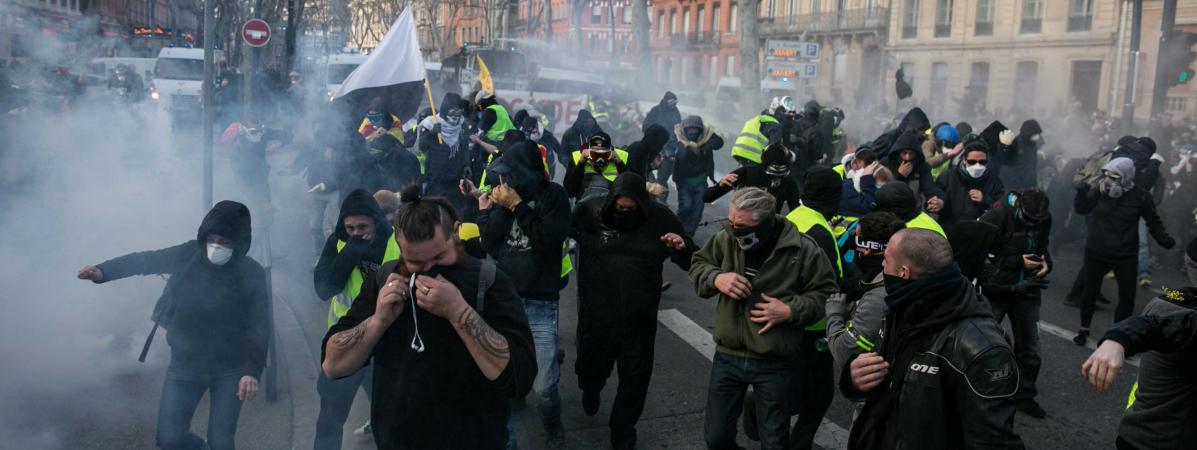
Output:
top-left (54, 133), bottom-right (1182, 450)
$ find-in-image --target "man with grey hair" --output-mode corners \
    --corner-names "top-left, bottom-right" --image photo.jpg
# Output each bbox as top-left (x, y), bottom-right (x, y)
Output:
top-left (843, 228), bottom-right (1023, 450)
top-left (690, 187), bottom-right (838, 450)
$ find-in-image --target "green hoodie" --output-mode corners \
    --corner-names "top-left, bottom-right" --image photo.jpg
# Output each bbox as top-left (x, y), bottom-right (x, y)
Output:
top-left (689, 217), bottom-right (838, 359)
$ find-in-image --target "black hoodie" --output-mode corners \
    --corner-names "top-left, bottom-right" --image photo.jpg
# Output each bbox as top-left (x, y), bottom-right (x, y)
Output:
top-left (476, 141), bottom-right (572, 301)
top-left (570, 172), bottom-right (695, 328)
top-left (796, 165), bottom-right (848, 284)
top-left (883, 132), bottom-right (944, 200)
top-left (313, 189), bottom-right (396, 300)
top-left (935, 149), bottom-right (1005, 230)
top-left (95, 201), bottom-right (269, 378)
top-left (872, 107), bottom-right (931, 155)
top-left (996, 119), bottom-right (1042, 190)
top-left (625, 123), bottom-right (671, 178)
top-left (873, 182), bottom-right (922, 221)
top-left (562, 109), bottom-right (602, 155)
top-left (644, 91), bottom-right (682, 135)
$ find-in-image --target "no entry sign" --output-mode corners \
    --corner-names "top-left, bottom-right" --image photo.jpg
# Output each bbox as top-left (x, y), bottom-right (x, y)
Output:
top-left (242, 19), bottom-right (271, 47)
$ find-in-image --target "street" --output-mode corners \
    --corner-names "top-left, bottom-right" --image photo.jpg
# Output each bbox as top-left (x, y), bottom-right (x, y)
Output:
top-left (45, 144), bottom-right (1168, 450)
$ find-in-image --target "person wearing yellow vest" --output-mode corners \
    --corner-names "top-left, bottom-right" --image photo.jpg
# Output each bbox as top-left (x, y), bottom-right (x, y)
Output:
top-left (872, 182), bottom-right (947, 238)
top-left (474, 142), bottom-right (572, 447)
top-left (563, 132), bottom-right (629, 202)
top-left (570, 172), bottom-right (695, 449)
top-left (312, 189), bottom-right (397, 448)
top-left (475, 91), bottom-right (515, 142)
top-left (749, 165), bottom-right (843, 449)
top-left (732, 113), bottom-right (780, 167)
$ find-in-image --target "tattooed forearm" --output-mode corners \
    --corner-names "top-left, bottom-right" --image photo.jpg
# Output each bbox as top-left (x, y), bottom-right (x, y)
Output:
top-left (331, 321), bottom-right (367, 349)
top-left (457, 307), bottom-right (510, 359)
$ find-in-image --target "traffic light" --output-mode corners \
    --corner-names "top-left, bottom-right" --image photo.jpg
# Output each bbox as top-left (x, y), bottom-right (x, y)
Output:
top-left (1161, 31), bottom-right (1197, 86)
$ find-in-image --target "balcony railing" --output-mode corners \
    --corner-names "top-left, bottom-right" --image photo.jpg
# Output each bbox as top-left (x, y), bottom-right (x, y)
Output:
top-left (670, 32), bottom-right (722, 49)
top-left (760, 7), bottom-right (890, 36)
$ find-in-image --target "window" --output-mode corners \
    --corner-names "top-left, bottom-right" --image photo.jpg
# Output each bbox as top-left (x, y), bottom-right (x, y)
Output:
top-left (711, 56), bottom-right (718, 82)
top-left (683, 7), bottom-right (691, 33)
top-left (788, 0), bottom-right (796, 16)
top-left (592, 5), bottom-right (602, 24)
top-left (1014, 61), bottom-right (1039, 108)
top-left (975, 0), bottom-right (994, 36)
top-left (727, 55), bottom-right (736, 76)
top-left (713, 4), bottom-right (722, 33)
top-left (730, 2), bottom-right (738, 32)
top-left (934, 0), bottom-right (952, 38)
top-left (1068, 0), bottom-right (1094, 31)
top-left (969, 62), bottom-right (991, 108)
top-left (1167, 96), bottom-right (1188, 113)
top-left (900, 62), bottom-right (914, 88)
top-left (832, 51), bottom-right (848, 88)
top-left (930, 62), bottom-right (949, 115)
top-left (1021, 0), bottom-right (1043, 34)
top-left (658, 11), bottom-right (666, 38)
top-left (698, 6), bottom-right (705, 34)
top-left (623, 5), bottom-right (631, 24)
top-left (768, 0), bottom-right (776, 18)
top-left (670, 9), bottom-right (677, 35)
top-left (812, 0), bottom-right (822, 13)
top-left (902, 0), bottom-right (919, 39)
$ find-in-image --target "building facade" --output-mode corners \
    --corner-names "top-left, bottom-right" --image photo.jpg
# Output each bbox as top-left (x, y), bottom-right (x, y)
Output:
top-left (649, 0), bottom-right (741, 89)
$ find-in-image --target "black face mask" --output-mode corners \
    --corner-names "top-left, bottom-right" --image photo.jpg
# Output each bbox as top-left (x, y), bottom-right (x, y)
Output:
top-left (606, 207), bottom-right (643, 231)
top-left (730, 216), bottom-right (776, 251)
top-left (856, 254), bottom-right (885, 281)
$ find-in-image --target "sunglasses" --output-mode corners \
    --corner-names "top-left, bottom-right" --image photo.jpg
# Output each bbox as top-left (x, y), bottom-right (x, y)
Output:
top-left (966, 159), bottom-right (988, 166)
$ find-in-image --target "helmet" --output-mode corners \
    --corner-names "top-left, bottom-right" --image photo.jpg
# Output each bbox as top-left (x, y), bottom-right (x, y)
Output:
top-left (779, 96), bottom-right (797, 113)
top-left (934, 125), bottom-right (960, 146)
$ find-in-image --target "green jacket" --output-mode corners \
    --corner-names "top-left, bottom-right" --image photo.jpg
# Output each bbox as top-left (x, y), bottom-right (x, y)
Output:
top-left (689, 217), bottom-right (839, 360)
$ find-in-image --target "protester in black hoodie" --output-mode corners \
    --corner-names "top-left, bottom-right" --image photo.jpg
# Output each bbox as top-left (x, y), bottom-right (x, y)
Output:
top-left (421, 93), bottom-right (475, 216)
top-left (78, 200), bottom-right (269, 450)
top-left (562, 109), bottom-right (603, 156)
top-left (321, 187), bottom-right (537, 449)
top-left (364, 134), bottom-right (421, 193)
top-left (997, 120), bottom-right (1043, 190)
top-left (935, 138), bottom-right (1005, 233)
top-left (673, 115), bottom-right (725, 236)
top-left (520, 115), bottom-right (563, 178)
top-left (1073, 157), bottom-right (1175, 345)
top-left (311, 189), bottom-right (397, 449)
top-left (571, 172), bottom-right (694, 449)
top-left (843, 229), bottom-right (1022, 450)
top-left (871, 107), bottom-right (931, 157)
top-left (883, 132), bottom-right (946, 213)
top-left (704, 143), bottom-right (802, 213)
top-left (644, 91), bottom-right (684, 188)
top-left (475, 139), bottom-right (571, 446)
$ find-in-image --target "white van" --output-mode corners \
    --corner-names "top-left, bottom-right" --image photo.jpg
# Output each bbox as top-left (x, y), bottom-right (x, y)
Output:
top-left (149, 48), bottom-right (225, 113)
top-left (320, 53), bottom-right (368, 100)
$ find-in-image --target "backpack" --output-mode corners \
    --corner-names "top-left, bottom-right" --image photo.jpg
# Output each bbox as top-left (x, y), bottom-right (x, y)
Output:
top-left (1073, 148), bottom-right (1113, 187)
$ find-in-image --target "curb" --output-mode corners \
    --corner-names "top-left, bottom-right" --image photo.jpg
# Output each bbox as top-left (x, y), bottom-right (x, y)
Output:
top-left (272, 280), bottom-right (321, 450)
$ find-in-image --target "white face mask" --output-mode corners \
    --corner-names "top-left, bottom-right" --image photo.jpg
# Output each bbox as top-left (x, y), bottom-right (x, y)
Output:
top-left (942, 145), bottom-right (953, 154)
top-left (207, 243), bottom-right (234, 266)
top-left (847, 168), bottom-right (864, 192)
top-left (965, 163), bottom-right (987, 178)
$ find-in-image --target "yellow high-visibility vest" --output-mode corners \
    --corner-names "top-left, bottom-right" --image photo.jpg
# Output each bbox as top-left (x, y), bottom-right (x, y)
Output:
top-left (732, 115), bottom-right (778, 164)
top-left (484, 104), bottom-right (515, 142)
top-left (786, 204), bottom-right (843, 332)
top-left (328, 232), bottom-right (401, 328)
top-left (906, 212), bottom-right (947, 238)
top-left (571, 148), bottom-right (628, 182)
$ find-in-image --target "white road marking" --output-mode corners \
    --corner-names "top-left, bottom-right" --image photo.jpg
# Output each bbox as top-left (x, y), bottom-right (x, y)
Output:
top-left (657, 309), bottom-right (850, 450)
top-left (1037, 321), bottom-right (1139, 367)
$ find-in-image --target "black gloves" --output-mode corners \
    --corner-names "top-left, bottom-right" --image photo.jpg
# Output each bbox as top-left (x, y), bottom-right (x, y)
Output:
top-left (1160, 235), bottom-right (1177, 250)
top-left (1012, 278), bottom-right (1050, 295)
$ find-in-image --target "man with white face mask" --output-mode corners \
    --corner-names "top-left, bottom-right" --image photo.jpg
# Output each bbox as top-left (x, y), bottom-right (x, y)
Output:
top-left (1073, 157), bottom-right (1176, 346)
top-left (77, 200), bottom-right (269, 450)
top-left (935, 138), bottom-right (1005, 234)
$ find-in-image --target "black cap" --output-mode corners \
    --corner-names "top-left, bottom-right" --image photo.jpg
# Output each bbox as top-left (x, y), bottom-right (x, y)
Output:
top-left (589, 132), bottom-right (612, 150)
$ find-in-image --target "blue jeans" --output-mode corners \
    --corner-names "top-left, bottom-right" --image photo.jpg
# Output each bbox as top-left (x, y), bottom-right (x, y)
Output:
top-left (314, 366), bottom-right (374, 450)
top-left (508, 299), bottom-right (562, 449)
top-left (704, 352), bottom-right (794, 450)
top-left (676, 180), bottom-right (706, 237)
top-left (156, 362), bottom-right (245, 450)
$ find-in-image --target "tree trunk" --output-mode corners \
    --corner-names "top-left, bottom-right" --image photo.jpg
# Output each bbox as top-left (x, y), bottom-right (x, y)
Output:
top-left (543, 0), bottom-right (552, 42)
top-left (633, 0), bottom-right (649, 71)
top-left (739, 0), bottom-right (761, 116)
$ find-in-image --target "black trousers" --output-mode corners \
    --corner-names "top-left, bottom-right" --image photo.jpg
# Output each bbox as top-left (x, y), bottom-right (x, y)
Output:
top-left (787, 333), bottom-right (834, 450)
top-left (990, 293), bottom-right (1042, 400)
top-left (575, 322), bottom-right (657, 447)
top-left (1079, 252), bottom-right (1139, 328)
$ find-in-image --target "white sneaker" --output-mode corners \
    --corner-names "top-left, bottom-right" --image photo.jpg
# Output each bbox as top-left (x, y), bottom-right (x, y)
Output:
top-left (354, 420), bottom-right (372, 437)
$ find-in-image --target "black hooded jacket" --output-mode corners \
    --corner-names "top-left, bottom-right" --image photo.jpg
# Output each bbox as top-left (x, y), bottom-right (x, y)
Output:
top-left (643, 91), bottom-right (682, 136)
top-left (883, 131), bottom-right (944, 201)
top-left (562, 109), bottom-right (602, 156)
top-left (795, 165), bottom-right (846, 284)
top-left (843, 265), bottom-right (1022, 450)
top-left (476, 141), bottom-right (572, 301)
top-left (95, 201), bottom-right (269, 378)
top-left (703, 165), bottom-right (802, 213)
top-left (570, 173), bottom-right (695, 328)
top-left (997, 120), bottom-right (1042, 190)
top-left (625, 124), bottom-right (671, 179)
top-left (935, 159), bottom-right (1006, 229)
top-left (313, 189), bottom-right (396, 300)
top-left (874, 182), bottom-right (922, 222)
top-left (422, 93), bottom-right (473, 185)
top-left (872, 108), bottom-right (931, 156)
top-left (672, 116), bottom-right (725, 182)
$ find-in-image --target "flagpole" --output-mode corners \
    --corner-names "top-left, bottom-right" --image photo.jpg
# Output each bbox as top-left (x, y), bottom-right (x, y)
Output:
top-left (424, 78), bottom-right (442, 144)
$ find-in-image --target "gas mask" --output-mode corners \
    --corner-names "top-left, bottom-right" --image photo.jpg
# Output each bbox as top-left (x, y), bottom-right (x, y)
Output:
top-left (1101, 174), bottom-right (1125, 198)
top-left (730, 216), bottom-right (774, 251)
top-left (240, 125), bottom-right (263, 143)
top-left (524, 128), bottom-right (541, 141)
top-left (207, 243), bottom-right (234, 266)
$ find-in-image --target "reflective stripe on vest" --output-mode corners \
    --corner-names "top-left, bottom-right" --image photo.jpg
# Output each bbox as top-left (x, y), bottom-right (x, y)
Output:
top-left (1126, 381), bottom-right (1138, 409)
top-left (328, 232), bottom-right (401, 328)
top-left (832, 164), bottom-right (846, 178)
top-left (906, 212), bottom-right (947, 238)
top-left (571, 148), bottom-right (628, 182)
top-left (786, 205), bottom-right (843, 332)
top-left (732, 115), bottom-right (777, 164)
top-left (484, 104), bottom-right (515, 141)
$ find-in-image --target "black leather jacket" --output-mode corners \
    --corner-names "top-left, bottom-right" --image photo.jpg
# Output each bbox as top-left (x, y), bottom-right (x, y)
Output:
top-left (842, 267), bottom-right (1024, 450)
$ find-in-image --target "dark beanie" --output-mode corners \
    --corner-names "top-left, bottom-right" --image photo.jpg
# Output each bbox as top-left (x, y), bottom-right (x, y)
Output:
top-left (801, 166), bottom-right (844, 219)
top-left (873, 182), bottom-right (920, 221)
top-left (891, 132), bottom-right (922, 154)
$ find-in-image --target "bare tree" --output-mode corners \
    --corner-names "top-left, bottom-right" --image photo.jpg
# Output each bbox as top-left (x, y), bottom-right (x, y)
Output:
top-left (632, 0), bottom-right (648, 69)
top-left (739, 0), bottom-right (761, 114)
top-left (543, 0), bottom-right (553, 42)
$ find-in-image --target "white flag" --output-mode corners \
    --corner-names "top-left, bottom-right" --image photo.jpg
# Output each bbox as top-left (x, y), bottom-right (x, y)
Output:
top-left (332, 8), bottom-right (425, 99)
